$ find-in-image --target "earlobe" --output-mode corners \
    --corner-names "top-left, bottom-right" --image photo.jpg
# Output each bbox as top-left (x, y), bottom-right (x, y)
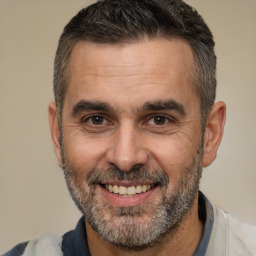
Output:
top-left (202, 101), bottom-right (226, 167)
top-left (48, 102), bottom-right (63, 167)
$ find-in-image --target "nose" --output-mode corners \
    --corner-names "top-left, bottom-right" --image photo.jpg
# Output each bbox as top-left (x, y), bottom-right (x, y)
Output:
top-left (106, 124), bottom-right (148, 172)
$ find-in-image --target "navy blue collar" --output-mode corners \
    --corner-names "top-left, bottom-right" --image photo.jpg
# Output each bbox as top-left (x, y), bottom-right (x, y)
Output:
top-left (193, 191), bottom-right (214, 256)
top-left (62, 217), bottom-right (91, 256)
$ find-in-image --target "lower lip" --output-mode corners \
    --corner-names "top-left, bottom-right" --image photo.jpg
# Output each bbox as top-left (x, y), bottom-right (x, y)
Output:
top-left (99, 185), bottom-right (158, 207)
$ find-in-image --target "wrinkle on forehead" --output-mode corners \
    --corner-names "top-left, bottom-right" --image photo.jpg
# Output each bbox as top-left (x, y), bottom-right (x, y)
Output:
top-left (69, 63), bottom-right (192, 91)
top-left (68, 38), bottom-right (193, 81)
top-left (65, 39), bottom-right (197, 112)
top-left (76, 63), bottom-right (186, 77)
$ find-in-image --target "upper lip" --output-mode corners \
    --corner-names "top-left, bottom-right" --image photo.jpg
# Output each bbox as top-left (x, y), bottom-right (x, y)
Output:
top-left (100, 181), bottom-right (156, 187)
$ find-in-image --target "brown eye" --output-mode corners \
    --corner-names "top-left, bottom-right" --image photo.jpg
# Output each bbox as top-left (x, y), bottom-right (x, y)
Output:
top-left (148, 115), bottom-right (168, 125)
top-left (154, 116), bottom-right (167, 125)
top-left (88, 115), bottom-right (105, 125)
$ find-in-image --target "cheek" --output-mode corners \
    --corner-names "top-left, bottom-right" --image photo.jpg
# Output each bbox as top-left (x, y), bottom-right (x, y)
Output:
top-left (62, 131), bottom-right (109, 173)
top-left (149, 134), bottom-right (200, 179)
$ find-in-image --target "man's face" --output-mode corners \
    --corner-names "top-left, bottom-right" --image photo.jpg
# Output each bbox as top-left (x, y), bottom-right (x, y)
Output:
top-left (59, 39), bottom-right (203, 248)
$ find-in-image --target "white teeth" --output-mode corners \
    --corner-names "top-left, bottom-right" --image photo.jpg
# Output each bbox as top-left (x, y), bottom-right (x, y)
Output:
top-left (119, 186), bottom-right (127, 195)
top-left (113, 185), bottom-right (119, 194)
top-left (127, 186), bottom-right (136, 195)
top-left (136, 185), bottom-right (142, 193)
top-left (105, 184), bottom-right (153, 196)
top-left (108, 185), bottom-right (113, 193)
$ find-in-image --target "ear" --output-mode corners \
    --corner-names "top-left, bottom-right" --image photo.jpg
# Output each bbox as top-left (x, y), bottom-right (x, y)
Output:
top-left (202, 101), bottom-right (226, 167)
top-left (48, 101), bottom-right (63, 167)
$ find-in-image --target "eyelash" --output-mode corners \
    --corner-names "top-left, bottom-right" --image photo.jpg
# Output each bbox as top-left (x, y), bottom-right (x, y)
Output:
top-left (82, 114), bottom-right (108, 125)
top-left (81, 114), bottom-right (175, 126)
top-left (147, 114), bottom-right (175, 126)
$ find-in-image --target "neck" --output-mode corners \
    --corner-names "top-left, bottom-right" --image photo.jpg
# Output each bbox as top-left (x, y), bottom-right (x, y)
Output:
top-left (86, 194), bottom-right (203, 256)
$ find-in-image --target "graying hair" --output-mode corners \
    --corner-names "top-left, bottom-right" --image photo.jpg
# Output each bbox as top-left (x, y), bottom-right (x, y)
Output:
top-left (53, 0), bottom-right (216, 126)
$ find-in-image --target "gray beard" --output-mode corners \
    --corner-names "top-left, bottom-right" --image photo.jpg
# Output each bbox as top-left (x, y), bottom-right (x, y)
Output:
top-left (61, 139), bottom-right (203, 249)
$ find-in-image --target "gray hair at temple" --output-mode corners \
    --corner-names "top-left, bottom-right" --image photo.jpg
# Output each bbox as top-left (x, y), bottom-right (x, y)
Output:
top-left (53, 0), bottom-right (216, 126)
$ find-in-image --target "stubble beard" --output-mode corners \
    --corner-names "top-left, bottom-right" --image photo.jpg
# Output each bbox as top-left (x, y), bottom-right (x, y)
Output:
top-left (61, 137), bottom-right (203, 249)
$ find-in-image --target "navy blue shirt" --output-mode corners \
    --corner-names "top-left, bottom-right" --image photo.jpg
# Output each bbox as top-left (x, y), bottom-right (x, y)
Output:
top-left (3, 192), bottom-right (214, 256)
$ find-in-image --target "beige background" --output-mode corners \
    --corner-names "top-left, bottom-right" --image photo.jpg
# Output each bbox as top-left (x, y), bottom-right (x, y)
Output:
top-left (0, 0), bottom-right (255, 252)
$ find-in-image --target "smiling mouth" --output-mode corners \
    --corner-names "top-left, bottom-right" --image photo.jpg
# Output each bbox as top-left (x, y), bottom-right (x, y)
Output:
top-left (102, 184), bottom-right (156, 196)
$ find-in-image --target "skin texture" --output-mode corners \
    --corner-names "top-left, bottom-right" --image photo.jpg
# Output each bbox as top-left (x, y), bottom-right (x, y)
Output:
top-left (49, 39), bottom-right (226, 256)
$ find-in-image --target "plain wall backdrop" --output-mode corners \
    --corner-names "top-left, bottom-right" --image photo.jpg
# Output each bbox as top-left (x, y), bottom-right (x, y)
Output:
top-left (0, 0), bottom-right (255, 252)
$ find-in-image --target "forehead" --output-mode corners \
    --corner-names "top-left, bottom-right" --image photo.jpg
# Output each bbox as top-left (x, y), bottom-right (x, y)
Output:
top-left (69, 38), bottom-right (194, 79)
top-left (64, 38), bottom-right (197, 112)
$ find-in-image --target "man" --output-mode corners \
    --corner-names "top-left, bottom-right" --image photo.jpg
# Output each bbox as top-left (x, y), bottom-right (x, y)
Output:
top-left (3, 0), bottom-right (256, 255)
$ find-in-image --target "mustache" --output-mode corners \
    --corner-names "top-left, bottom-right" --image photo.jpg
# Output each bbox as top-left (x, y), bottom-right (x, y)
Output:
top-left (87, 166), bottom-right (169, 187)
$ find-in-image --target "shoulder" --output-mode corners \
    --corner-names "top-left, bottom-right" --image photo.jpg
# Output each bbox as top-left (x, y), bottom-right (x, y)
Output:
top-left (2, 234), bottom-right (63, 256)
top-left (2, 217), bottom-right (86, 256)
top-left (227, 213), bottom-right (256, 254)
top-left (212, 205), bottom-right (256, 255)
top-left (2, 242), bottom-right (28, 256)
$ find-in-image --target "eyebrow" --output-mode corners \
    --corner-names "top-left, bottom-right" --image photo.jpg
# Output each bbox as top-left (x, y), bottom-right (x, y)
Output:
top-left (72, 100), bottom-right (113, 117)
top-left (141, 100), bottom-right (185, 115)
top-left (72, 99), bottom-right (185, 117)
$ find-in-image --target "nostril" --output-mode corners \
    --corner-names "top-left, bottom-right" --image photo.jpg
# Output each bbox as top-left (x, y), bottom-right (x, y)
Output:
top-left (105, 140), bottom-right (149, 172)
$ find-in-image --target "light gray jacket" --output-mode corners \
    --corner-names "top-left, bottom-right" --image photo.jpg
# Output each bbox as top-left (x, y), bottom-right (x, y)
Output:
top-left (3, 205), bottom-right (256, 256)
top-left (205, 205), bottom-right (256, 255)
